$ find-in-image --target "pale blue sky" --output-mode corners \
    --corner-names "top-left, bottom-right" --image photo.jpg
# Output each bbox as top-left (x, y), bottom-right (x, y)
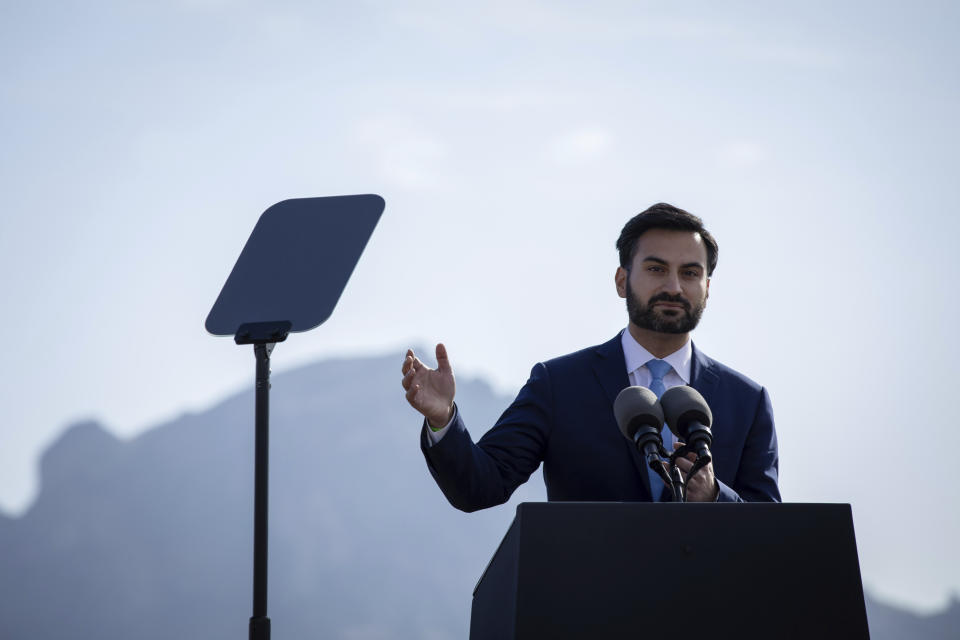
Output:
top-left (2, 0), bottom-right (958, 612)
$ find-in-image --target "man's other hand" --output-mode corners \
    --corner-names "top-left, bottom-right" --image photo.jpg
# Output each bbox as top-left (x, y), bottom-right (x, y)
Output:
top-left (671, 442), bottom-right (719, 502)
top-left (401, 344), bottom-right (456, 428)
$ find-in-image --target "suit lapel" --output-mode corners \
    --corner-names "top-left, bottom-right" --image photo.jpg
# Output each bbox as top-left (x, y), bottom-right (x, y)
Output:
top-left (690, 343), bottom-right (720, 409)
top-left (592, 333), bottom-right (630, 406)
top-left (592, 332), bottom-right (654, 500)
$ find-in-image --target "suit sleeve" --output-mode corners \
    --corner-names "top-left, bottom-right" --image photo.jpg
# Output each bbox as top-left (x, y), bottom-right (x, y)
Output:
top-left (716, 386), bottom-right (781, 503)
top-left (420, 363), bottom-right (552, 512)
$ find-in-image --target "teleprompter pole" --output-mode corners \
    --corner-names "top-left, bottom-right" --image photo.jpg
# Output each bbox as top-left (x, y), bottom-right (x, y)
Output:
top-left (250, 341), bottom-right (275, 640)
top-left (235, 322), bottom-right (291, 640)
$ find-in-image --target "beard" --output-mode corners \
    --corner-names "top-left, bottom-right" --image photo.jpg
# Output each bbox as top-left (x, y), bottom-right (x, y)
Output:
top-left (625, 286), bottom-right (705, 334)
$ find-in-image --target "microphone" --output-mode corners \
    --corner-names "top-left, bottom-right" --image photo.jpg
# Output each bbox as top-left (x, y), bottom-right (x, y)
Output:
top-left (613, 386), bottom-right (671, 486)
top-left (659, 385), bottom-right (713, 472)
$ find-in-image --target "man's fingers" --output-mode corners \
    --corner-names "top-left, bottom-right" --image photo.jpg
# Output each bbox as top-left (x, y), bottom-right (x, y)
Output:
top-left (671, 441), bottom-right (696, 462)
top-left (401, 368), bottom-right (417, 391)
top-left (409, 355), bottom-right (430, 374)
top-left (674, 456), bottom-right (693, 472)
top-left (435, 343), bottom-right (452, 374)
top-left (402, 351), bottom-right (422, 375)
top-left (402, 350), bottom-right (416, 375)
top-left (405, 384), bottom-right (419, 404)
top-left (402, 347), bottom-right (444, 376)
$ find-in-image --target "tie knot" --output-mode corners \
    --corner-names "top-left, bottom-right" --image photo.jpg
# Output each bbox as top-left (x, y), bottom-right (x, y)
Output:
top-left (646, 359), bottom-right (672, 383)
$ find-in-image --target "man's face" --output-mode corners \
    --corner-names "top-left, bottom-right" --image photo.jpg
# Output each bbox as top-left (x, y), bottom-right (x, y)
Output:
top-left (615, 229), bottom-right (710, 334)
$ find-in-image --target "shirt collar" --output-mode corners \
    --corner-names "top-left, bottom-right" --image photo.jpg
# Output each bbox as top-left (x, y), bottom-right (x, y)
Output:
top-left (620, 328), bottom-right (692, 384)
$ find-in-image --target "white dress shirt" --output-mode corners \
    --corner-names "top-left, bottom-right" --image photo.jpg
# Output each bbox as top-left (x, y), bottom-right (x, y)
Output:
top-left (620, 329), bottom-right (692, 453)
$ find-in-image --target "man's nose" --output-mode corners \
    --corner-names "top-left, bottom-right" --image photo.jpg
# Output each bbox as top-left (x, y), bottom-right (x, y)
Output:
top-left (660, 271), bottom-right (682, 294)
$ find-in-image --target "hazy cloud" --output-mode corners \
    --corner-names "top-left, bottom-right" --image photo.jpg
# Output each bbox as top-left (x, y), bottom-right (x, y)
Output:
top-left (715, 140), bottom-right (767, 169)
top-left (550, 125), bottom-right (614, 166)
top-left (356, 116), bottom-right (448, 190)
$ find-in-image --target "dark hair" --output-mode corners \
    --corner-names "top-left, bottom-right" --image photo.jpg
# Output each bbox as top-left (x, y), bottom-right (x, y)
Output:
top-left (616, 203), bottom-right (718, 276)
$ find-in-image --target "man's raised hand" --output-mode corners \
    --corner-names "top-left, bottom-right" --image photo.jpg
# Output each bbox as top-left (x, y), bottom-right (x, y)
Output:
top-left (401, 344), bottom-right (456, 428)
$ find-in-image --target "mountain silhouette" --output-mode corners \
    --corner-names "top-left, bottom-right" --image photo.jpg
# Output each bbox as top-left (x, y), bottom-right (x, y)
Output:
top-left (0, 351), bottom-right (953, 639)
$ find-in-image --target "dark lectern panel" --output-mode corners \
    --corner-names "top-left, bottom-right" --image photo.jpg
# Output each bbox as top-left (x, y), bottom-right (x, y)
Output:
top-left (471, 502), bottom-right (869, 640)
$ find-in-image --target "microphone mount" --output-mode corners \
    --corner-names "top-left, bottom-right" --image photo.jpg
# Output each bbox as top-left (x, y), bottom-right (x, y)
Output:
top-left (632, 425), bottom-right (672, 487)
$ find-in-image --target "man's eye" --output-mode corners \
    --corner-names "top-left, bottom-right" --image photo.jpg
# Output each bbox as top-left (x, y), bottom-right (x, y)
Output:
top-left (647, 266), bottom-right (664, 272)
top-left (683, 270), bottom-right (700, 277)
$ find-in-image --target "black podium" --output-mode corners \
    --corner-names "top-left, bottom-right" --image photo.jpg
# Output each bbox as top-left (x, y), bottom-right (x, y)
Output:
top-left (470, 502), bottom-right (870, 640)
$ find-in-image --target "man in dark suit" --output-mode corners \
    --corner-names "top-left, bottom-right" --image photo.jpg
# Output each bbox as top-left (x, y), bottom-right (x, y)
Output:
top-left (401, 203), bottom-right (780, 511)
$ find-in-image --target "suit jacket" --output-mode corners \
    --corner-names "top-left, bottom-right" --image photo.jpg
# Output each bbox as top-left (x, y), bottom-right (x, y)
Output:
top-left (421, 333), bottom-right (780, 512)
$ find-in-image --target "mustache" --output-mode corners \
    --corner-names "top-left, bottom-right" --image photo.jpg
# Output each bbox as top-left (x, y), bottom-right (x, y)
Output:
top-left (647, 293), bottom-right (690, 310)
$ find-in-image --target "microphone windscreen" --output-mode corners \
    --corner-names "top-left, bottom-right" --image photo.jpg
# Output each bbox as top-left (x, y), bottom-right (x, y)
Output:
top-left (613, 386), bottom-right (664, 441)
top-left (659, 385), bottom-right (712, 438)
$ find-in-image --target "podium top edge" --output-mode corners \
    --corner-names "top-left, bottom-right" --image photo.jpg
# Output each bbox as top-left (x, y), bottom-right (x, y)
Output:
top-left (514, 501), bottom-right (854, 512)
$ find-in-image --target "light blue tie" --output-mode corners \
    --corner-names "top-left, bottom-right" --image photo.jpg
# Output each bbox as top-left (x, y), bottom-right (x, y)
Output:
top-left (645, 359), bottom-right (673, 502)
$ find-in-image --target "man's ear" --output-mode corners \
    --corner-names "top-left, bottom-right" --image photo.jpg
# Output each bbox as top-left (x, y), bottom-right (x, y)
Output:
top-left (705, 277), bottom-right (710, 304)
top-left (615, 266), bottom-right (628, 299)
